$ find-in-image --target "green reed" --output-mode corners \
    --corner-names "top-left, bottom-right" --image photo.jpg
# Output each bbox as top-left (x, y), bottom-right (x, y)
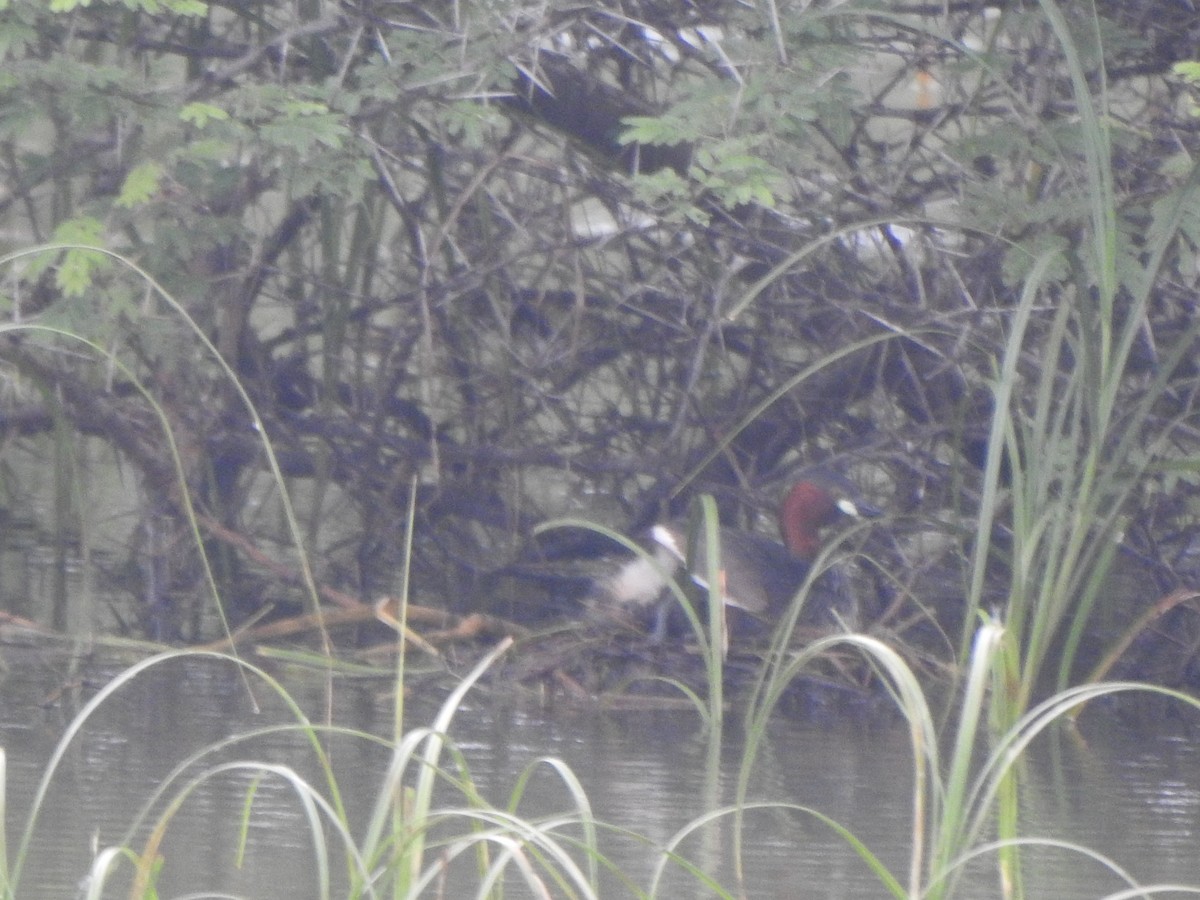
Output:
top-left (0, 250), bottom-right (608, 898)
top-left (736, 614), bottom-right (1200, 899)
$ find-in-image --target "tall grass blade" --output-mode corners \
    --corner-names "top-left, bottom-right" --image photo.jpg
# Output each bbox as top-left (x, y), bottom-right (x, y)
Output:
top-left (693, 494), bottom-right (726, 733)
top-left (965, 249), bottom-right (1059, 661)
top-left (8, 651), bottom-right (353, 898)
top-left (0, 748), bottom-right (7, 899)
top-left (0, 246), bottom-right (329, 643)
top-left (362, 635), bottom-right (513, 894)
top-left (929, 618), bottom-right (1006, 896)
top-left (736, 631), bottom-right (938, 897)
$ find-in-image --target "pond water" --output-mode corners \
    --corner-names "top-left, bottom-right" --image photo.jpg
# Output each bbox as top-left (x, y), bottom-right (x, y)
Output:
top-left (2, 642), bottom-right (1200, 899)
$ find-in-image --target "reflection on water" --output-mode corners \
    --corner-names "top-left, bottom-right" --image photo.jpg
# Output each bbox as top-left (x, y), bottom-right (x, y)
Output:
top-left (2, 646), bottom-right (1200, 899)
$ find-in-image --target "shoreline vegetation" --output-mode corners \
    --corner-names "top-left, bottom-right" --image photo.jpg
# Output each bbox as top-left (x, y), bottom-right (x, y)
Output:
top-left (3, 1), bottom-right (1200, 895)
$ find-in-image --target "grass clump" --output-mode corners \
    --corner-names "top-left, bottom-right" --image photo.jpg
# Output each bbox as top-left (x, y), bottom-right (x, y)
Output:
top-left (4, 642), bottom-right (621, 899)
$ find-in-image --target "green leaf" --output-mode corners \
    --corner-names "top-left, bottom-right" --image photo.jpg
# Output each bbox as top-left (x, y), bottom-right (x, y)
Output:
top-left (166, 0), bottom-right (207, 13)
top-left (0, 19), bottom-right (36, 60)
top-left (116, 162), bottom-right (164, 208)
top-left (50, 217), bottom-right (109, 297)
top-left (262, 113), bottom-right (348, 153)
top-left (1001, 232), bottom-right (1070, 289)
top-left (48, 0), bottom-right (204, 10)
top-left (1173, 61), bottom-right (1200, 84)
top-left (620, 116), bottom-right (680, 147)
top-left (54, 215), bottom-right (105, 246)
top-left (180, 102), bottom-right (230, 127)
top-left (282, 99), bottom-right (331, 117)
top-left (443, 101), bottom-right (505, 147)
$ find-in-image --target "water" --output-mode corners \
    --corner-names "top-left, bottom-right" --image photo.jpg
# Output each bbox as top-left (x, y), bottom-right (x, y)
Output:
top-left (3, 644), bottom-right (1200, 898)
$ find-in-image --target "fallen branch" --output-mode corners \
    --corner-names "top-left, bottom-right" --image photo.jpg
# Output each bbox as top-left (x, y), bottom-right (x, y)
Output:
top-left (194, 514), bottom-right (527, 655)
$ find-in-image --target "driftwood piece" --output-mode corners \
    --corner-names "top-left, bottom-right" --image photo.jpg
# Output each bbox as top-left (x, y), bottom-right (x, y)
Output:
top-left (195, 516), bottom-right (528, 655)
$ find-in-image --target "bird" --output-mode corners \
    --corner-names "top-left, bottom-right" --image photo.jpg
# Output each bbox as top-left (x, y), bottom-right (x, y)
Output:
top-left (592, 471), bottom-right (880, 636)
